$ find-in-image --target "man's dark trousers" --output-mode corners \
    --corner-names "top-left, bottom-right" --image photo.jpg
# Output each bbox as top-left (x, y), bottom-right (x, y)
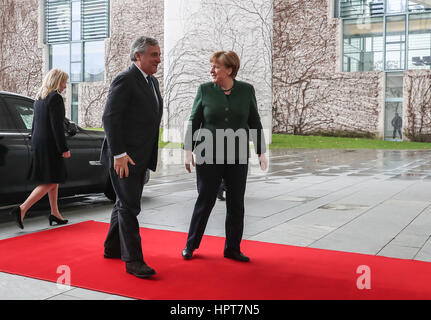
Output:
top-left (104, 165), bottom-right (148, 262)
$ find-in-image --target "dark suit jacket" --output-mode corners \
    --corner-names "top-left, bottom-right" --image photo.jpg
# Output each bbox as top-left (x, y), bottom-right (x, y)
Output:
top-left (100, 64), bottom-right (163, 172)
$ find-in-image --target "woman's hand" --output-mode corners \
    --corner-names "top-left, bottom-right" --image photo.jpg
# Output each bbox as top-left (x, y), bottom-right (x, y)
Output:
top-left (258, 154), bottom-right (268, 171)
top-left (185, 150), bottom-right (195, 173)
top-left (62, 150), bottom-right (71, 159)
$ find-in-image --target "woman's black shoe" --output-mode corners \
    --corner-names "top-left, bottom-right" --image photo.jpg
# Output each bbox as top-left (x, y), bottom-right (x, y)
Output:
top-left (10, 206), bottom-right (23, 229)
top-left (49, 215), bottom-right (68, 226)
top-left (182, 247), bottom-right (194, 260)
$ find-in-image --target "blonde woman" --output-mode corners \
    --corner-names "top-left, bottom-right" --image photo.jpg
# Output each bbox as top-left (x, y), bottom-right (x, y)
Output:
top-left (10, 69), bottom-right (71, 229)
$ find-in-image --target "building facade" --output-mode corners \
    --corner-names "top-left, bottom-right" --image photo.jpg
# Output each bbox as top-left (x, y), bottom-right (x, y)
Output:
top-left (272, 0), bottom-right (431, 141)
top-left (1, 0), bottom-right (431, 141)
top-left (0, 0), bottom-right (163, 128)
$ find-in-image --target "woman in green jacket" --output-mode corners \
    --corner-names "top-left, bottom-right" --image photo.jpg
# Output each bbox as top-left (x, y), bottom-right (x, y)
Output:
top-left (183, 50), bottom-right (268, 262)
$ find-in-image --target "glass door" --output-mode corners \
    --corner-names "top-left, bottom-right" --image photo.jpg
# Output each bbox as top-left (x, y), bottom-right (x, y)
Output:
top-left (384, 72), bottom-right (404, 140)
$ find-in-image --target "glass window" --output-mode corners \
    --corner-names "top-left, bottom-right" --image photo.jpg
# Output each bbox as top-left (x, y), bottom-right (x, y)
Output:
top-left (0, 99), bottom-right (17, 130)
top-left (343, 17), bottom-right (384, 71)
top-left (384, 73), bottom-right (403, 140)
top-left (71, 62), bottom-right (81, 82)
top-left (72, 1), bottom-right (81, 20)
top-left (45, 0), bottom-right (71, 43)
top-left (3, 98), bottom-right (34, 130)
top-left (72, 21), bottom-right (81, 41)
top-left (408, 13), bottom-right (431, 69)
top-left (47, 0), bottom-right (109, 125)
top-left (408, 0), bottom-right (431, 12)
top-left (84, 41), bottom-right (104, 81)
top-left (334, 0), bottom-right (340, 18)
top-left (386, 72), bottom-right (403, 98)
top-left (370, 0), bottom-right (385, 15)
top-left (385, 15), bottom-right (406, 70)
top-left (341, 1), bottom-right (431, 72)
top-left (340, 0), bottom-right (384, 18)
top-left (384, 101), bottom-right (403, 139)
top-left (386, 0), bottom-right (407, 13)
top-left (71, 84), bottom-right (79, 123)
top-left (51, 43), bottom-right (70, 74)
top-left (71, 42), bottom-right (81, 62)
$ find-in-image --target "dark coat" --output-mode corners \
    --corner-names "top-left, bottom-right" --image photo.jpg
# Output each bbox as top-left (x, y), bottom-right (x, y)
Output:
top-left (28, 90), bottom-right (69, 183)
top-left (100, 64), bottom-right (163, 172)
top-left (392, 115), bottom-right (402, 129)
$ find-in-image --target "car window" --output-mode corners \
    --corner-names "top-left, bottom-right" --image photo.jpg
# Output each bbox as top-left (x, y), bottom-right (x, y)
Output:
top-left (3, 97), bottom-right (34, 130)
top-left (0, 98), bottom-right (19, 131)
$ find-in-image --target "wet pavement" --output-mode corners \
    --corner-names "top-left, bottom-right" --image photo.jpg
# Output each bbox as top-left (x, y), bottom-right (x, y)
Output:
top-left (1, 148), bottom-right (431, 299)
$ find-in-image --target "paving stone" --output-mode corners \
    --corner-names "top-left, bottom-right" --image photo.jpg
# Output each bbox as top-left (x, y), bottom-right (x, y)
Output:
top-left (0, 273), bottom-right (70, 300)
top-left (310, 199), bottom-right (430, 255)
top-left (377, 244), bottom-right (421, 260)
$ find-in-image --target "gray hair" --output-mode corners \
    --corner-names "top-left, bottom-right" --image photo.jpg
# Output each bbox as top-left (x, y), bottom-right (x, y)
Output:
top-left (130, 36), bottom-right (159, 61)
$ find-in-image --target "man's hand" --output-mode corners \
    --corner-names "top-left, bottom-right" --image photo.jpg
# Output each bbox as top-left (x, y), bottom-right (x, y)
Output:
top-left (185, 150), bottom-right (195, 173)
top-left (258, 154), bottom-right (268, 171)
top-left (114, 155), bottom-right (136, 178)
top-left (62, 151), bottom-right (71, 158)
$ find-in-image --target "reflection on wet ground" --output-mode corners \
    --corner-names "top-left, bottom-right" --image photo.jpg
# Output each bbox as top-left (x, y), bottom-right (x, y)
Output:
top-left (150, 148), bottom-right (431, 184)
top-left (2, 148), bottom-right (431, 222)
top-left (263, 149), bottom-right (431, 181)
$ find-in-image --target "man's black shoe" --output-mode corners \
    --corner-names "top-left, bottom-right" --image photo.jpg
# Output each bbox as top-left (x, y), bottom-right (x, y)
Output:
top-left (104, 250), bottom-right (121, 259)
top-left (224, 250), bottom-right (250, 262)
top-left (182, 247), bottom-right (194, 260)
top-left (126, 261), bottom-right (156, 279)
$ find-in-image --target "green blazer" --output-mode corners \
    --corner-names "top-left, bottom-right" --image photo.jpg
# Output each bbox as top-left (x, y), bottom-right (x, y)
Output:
top-left (184, 80), bottom-right (266, 164)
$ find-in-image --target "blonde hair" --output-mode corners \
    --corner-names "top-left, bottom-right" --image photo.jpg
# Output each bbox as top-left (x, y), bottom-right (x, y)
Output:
top-left (35, 69), bottom-right (69, 100)
top-left (210, 51), bottom-right (240, 79)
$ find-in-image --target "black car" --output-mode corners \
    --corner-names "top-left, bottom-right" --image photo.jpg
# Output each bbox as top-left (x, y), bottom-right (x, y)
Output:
top-left (0, 91), bottom-right (149, 205)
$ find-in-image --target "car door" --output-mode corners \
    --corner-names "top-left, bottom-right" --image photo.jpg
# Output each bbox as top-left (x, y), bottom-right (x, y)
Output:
top-left (0, 95), bottom-right (31, 204)
top-left (61, 124), bottom-right (106, 192)
top-left (4, 95), bottom-right (101, 194)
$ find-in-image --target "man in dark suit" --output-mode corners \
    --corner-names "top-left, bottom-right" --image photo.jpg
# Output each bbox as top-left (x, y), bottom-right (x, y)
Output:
top-left (100, 36), bottom-right (163, 278)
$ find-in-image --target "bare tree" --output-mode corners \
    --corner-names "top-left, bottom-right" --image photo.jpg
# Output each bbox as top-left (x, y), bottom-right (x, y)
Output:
top-left (273, 0), bottom-right (339, 134)
top-left (0, 0), bottom-right (42, 97)
top-left (405, 72), bottom-right (431, 141)
top-left (163, 0), bottom-right (273, 141)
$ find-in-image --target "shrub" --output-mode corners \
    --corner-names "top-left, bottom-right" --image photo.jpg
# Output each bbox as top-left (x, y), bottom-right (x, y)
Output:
top-left (405, 133), bottom-right (431, 143)
top-left (304, 130), bottom-right (376, 139)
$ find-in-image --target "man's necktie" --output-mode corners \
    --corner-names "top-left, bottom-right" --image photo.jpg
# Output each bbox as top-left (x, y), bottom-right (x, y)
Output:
top-left (146, 75), bottom-right (159, 109)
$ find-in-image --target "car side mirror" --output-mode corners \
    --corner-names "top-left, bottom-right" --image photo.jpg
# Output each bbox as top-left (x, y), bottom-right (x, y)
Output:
top-left (64, 119), bottom-right (78, 137)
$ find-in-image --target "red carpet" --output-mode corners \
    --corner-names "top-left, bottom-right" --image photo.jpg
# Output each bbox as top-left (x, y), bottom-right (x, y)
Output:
top-left (0, 220), bottom-right (431, 300)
